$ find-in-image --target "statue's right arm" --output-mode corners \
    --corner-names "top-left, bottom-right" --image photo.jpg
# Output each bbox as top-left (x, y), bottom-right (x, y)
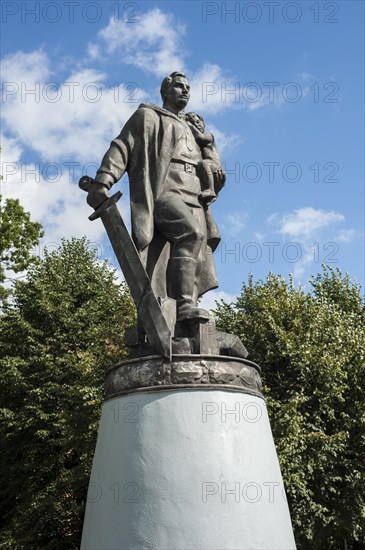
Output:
top-left (86, 138), bottom-right (128, 209)
top-left (87, 109), bottom-right (144, 209)
top-left (94, 138), bottom-right (129, 189)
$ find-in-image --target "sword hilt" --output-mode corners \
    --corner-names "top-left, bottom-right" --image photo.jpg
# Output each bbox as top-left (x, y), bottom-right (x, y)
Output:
top-left (79, 175), bottom-right (93, 191)
top-left (78, 175), bottom-right (122, 221)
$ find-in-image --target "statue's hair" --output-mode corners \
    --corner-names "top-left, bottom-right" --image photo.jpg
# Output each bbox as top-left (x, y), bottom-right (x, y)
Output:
top-left (160, 71), bottom-right (187, 101)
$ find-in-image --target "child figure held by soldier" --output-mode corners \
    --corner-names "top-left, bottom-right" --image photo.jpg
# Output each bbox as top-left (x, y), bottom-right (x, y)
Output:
top-left (185, 112), bottom-right (225, 207)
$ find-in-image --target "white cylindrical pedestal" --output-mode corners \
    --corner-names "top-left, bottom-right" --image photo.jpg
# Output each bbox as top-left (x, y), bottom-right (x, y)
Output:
top-left (81, 388), bottom-right (296, 549)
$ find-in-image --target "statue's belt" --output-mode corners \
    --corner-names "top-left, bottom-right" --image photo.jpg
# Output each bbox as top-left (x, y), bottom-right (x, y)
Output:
top-left (169, 159), bottom-right (197, 174)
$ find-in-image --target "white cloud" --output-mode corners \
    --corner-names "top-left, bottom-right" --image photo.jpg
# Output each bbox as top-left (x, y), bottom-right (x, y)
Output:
top-left (1, 133), bottom-right (132, 254)
top-left (266, 207), bottom-right (356, 280)
top-left (291, 247), bottom-right (317, 279)
top-left (296, 71), bottom-right (314, 82)
top-left (200, 289), bottom-right (237, 312)
top-left (188, 64), bottom-right (239, 114)
top-left (336, 229), bottom-right (355, 243)
top-left (1, 49), bottom-right (50, 84)
top-left (1, 50), bottom-right (146, 164)
top-left (1, 134), bottom-right (106, 244)
top-left (206, 124), bottom-right (242, 155)
top-left (224, 211), bottom-right (247, 236)
top-left (86, 43), bottom-right (102, 61)
top-left (269, 207), bottom-right (345, 239)
top-left (187, 63), bottom-right (286, 114)
top-left (1, 47), bottom-right (138, 250)
top-left (97, 8), bottom-right (186, 76)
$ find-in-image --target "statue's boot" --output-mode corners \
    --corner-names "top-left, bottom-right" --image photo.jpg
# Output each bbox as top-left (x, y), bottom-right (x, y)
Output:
top-left (168, 257), bottom-right (209, 321)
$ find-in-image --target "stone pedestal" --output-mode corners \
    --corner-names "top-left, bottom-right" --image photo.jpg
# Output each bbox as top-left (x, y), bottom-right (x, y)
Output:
top-left (81, 356), bottom-right (296, 550)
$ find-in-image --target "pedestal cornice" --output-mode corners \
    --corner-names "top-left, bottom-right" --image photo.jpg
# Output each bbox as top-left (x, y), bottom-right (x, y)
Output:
top-left (105, 354), bottom-right (263, 400)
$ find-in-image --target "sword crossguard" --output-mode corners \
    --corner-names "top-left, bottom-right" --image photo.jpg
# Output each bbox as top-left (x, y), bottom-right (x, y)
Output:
top-left (88, 192), bottom-right (123, 221)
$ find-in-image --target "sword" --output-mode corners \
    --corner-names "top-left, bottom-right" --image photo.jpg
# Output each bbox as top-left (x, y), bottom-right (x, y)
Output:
top-left (79, 176), bottom-right (172, 360)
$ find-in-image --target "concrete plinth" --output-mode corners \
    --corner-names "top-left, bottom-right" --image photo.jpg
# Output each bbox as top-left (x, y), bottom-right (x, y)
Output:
top-left (81, 356), bottom-right (296, 550)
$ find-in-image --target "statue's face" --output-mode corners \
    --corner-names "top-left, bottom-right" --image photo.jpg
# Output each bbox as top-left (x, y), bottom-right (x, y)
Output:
top-left (164, 76), bottom-right (190, 110)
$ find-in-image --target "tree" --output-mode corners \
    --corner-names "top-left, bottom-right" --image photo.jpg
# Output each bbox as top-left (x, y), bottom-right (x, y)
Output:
top-left (0, 237), bottom-right (136, 549)
top-left (214, 268), bottom-right (365, 550)
top-left (0, 195), bottom-right (43, 303)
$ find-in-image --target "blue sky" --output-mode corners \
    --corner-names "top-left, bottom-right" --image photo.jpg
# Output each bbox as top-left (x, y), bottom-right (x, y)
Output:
top-left (1, 0), bottom-right (364, 307)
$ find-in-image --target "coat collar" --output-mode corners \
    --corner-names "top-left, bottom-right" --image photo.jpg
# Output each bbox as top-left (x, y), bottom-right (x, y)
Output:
top-left (138, 103), bottom-right (186, 123)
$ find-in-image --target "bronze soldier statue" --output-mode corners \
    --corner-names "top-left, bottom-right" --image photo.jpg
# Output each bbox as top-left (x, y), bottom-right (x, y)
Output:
top-left (86, 72), bottom-right (226, 326)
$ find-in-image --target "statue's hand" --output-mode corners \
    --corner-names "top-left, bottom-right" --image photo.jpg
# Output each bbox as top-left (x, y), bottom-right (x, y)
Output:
top-left (79, 176), bottom-right (109, 209)
top-left (214, 168), bottom-right (226, 195)
top-left (87, 182), bottom-right (109, 209)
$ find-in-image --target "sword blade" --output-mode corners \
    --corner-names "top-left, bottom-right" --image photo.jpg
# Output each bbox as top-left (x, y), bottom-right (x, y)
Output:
top-left (99, 202), bottom-right (171, 360)
top-left (79, 180), bottom-right (172, 360)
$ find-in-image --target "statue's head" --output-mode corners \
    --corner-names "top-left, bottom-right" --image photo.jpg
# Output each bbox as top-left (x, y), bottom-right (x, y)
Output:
top-left (160, 71), bottom-right (190, 111)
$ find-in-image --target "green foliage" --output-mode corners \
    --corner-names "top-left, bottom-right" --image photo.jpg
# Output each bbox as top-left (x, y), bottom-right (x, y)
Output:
top-left (214, 267), bottom-right (365, 550)
top-left (0, 237), bottom-right (136, 549)
top-left (0, 195), bottom-right (43, 303)
top-left (1, 234), bottom-right (363, 550)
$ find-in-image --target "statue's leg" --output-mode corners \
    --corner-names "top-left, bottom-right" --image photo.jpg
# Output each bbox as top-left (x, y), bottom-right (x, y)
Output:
top-left (154, 196), bottom-right (208, 321)
top-left (198, 160), bottom-right (216, 207)
top-left (154, 196), bottom-right (204, 257)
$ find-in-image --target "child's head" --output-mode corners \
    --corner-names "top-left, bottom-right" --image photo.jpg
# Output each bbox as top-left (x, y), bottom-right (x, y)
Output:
top-left (185, 112), bottom-right (205, 133)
